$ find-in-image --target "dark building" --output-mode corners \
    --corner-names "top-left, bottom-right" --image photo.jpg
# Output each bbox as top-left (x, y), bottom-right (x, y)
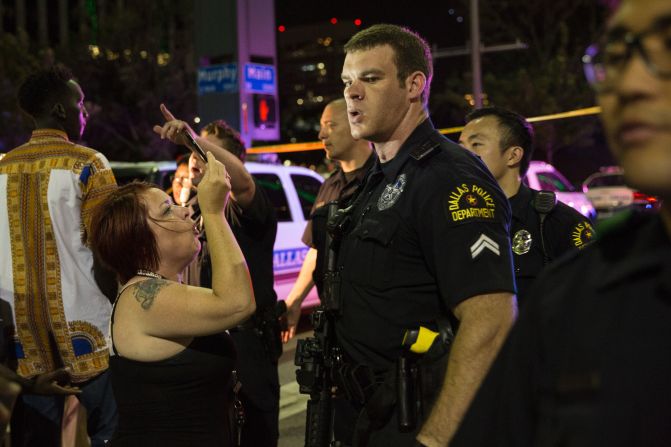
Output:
top-left (276, 20), bottom-right (360, 145)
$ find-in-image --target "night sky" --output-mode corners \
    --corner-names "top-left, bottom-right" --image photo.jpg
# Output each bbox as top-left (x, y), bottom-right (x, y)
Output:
top-left (275, 0), bottom-right (470, 48)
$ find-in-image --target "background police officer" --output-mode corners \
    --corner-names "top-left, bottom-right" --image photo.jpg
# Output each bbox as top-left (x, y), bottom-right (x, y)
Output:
top-left (282, 98), bottom-right (373, 343)
top-left (459, 107), bottom-right (594, 305)
top-left (335, 24), bottom-right (517, 446)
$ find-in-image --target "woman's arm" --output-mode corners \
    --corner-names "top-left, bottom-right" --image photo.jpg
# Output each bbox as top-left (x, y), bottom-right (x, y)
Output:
top-left (132, 152), bottom-right (256, 338)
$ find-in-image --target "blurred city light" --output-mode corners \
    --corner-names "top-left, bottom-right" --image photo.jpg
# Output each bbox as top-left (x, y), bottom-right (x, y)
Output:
top-left (88, 45), bottom-right (101, 58)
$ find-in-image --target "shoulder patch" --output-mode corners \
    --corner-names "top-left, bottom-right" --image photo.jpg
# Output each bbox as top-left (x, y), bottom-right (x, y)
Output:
top-left (444, 182), bottom-right (497, 223)
top-left (571, 221), bottom-right (595, 248)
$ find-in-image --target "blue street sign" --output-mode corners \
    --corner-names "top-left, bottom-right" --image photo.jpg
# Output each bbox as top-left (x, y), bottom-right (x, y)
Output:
top-left (197, 64), bottom-right (238, 95)
top-left (244, 63), bottom-right (276, 94)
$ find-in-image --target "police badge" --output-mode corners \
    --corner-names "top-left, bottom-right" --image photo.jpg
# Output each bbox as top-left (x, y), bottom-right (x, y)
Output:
top-left (512, 229), bottom-right (532, 255)
top-left (377, 173), bottom-right (407, 210)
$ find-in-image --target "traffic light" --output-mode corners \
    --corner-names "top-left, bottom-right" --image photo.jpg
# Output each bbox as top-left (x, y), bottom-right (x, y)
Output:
top-left (253, 94), bottom-right (277, 129)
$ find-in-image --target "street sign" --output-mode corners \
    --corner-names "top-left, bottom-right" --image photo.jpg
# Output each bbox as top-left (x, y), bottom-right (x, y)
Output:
top-left (244, 63), bottom-right (276, 94)
top-left (197, 63), bottom-right (238, 95)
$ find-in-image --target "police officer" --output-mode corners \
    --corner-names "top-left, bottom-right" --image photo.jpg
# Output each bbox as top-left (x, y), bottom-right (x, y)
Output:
top-left (459, 107), bottom-right (594, 305)
top-left (452, 0), bottom-right (671, 445)
top-left (282, 98), bottom-right (374, 343)
top-left (154, 107), bottom-right (281, 447)
top-left (333, 24), bottom-right (517, 446)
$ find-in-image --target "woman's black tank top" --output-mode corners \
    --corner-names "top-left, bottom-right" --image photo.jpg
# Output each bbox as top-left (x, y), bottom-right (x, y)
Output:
top-left (109, 283), bottom-right (237, 446)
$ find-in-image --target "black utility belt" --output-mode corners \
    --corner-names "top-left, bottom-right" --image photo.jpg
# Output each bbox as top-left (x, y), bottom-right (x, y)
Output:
top-left (338, 352), bottom-right (448, 434)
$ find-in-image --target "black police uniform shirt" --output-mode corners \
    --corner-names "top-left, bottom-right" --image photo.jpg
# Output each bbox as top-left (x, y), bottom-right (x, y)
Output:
top-left (510, 183), bottom-right (594, 305)
top-left (198, 178), bottom-right (278, 309)
top-left (451, 210), bottom-right (671, 447)
top-left (301, 153), bottom-right (375, 248)
top-left (302, 153), bottom-right (375, 294)
top-left (335, 119), bottom-right (516, 372)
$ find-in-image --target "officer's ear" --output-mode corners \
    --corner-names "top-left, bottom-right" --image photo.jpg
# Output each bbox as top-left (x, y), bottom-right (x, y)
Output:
top-left (406, 71), bottom-right (426, 102)
top-left (507, 146), bottom-right (524, 168)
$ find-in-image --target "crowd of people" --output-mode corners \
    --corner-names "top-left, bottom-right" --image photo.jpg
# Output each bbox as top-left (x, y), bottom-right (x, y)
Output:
top-left (0, 0), bottom-right (669, 445)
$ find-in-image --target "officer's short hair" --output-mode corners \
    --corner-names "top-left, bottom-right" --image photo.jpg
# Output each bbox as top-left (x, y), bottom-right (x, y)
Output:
top-left (344, 24), bottom-right (433, 107)
top-left (466, 107), bottom-right (535, 176)
top-left (201, 120), bottom-right (246, 161)
top-left (17, 65), bottom-right (74, 120)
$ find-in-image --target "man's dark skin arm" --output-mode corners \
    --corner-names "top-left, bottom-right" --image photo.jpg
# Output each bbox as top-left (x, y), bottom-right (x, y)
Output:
top-left (0, 364), bottom-right (80, 396)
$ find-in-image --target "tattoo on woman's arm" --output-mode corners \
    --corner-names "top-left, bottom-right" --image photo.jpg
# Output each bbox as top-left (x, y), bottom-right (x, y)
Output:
top-left (133, 279), bottom-right (169, 309)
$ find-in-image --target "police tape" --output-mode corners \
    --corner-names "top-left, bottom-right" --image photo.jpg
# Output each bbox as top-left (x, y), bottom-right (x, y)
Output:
top-left (245, 106), bottom-right (603, 155)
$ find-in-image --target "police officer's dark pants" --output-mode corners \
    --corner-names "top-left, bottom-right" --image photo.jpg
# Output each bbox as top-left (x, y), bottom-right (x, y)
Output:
top-left (10, 370), bottom-right (117, 447)
top-left (230, 329), bottom-right (280, 447)
top-left (333, 397), bottom-right (422, 447)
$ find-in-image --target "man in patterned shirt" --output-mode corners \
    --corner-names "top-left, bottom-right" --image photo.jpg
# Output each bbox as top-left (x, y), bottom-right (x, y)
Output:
top-left (0, 66), bottom-right (118, 446)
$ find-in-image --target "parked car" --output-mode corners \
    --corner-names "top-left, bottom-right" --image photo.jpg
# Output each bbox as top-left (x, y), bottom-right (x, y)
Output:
top-left (524, 161), bottom-right (596, 219)
top-left (109, 160), bottom-right (324, 310)
top-left (582, 166), bottom-right (661, 219)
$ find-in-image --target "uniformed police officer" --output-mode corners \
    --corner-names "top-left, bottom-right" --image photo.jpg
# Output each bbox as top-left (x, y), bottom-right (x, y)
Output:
top-left (452, 0), bottom-right (671, 445)
top-left (282, 98), bottom-right (374, 343)
top-left (333, 24), bottom-right (517, 447)
top-left (459, 107), bottom-right (594, 305)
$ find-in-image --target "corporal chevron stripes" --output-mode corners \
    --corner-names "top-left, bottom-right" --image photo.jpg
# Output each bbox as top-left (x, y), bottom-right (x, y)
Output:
top-left (470, 234), bottom-right (500, 259)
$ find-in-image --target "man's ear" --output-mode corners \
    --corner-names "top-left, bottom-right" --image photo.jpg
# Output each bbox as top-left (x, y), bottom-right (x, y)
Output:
top-left (508, 146), bottom-right (524, 167)
top-left (51, 103), bottom-right (66, 120)
top-left (406, 71), bottom-right (426, 102)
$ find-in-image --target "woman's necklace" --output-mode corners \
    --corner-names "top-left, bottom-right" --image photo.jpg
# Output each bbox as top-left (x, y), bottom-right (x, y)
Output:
top-left (136, 269), bottom-right (165, 280)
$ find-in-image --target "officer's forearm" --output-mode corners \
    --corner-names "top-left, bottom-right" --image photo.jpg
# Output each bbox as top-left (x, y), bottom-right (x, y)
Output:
top-left (286, 248), bottom-right (317, 305)
top-left (417, 292), bottom-right (516, 446)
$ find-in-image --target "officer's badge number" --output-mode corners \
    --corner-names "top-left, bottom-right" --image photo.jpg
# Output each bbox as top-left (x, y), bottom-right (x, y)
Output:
top-left (445, 183), bottom-right (496, 223)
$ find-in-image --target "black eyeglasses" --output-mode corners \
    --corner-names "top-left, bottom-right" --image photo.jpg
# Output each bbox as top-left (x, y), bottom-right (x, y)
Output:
top-left (582, 17), bottom-right (671, 92)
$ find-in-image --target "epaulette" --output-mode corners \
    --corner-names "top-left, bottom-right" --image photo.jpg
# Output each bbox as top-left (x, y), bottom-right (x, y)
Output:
top-left (409, 135), bottom-right (442, 161)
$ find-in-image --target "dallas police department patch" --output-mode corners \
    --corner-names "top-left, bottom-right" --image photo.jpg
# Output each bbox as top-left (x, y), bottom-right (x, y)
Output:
top-left (446, 183), bottom-right (496, 222)
top-left (572, 221), bottom-right (595, 248)
top-left (377, 173), bottom-right (407, 210)
top-left (512, 229), bottom-right (532, 255)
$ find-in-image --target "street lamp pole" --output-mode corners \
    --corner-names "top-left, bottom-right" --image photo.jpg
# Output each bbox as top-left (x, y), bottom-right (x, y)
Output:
top-left (470, 0), bottom-right (483, 109)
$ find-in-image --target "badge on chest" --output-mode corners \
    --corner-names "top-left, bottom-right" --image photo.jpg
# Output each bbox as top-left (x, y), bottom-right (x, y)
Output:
top-left (377, 173), bottom-right (407, 210)
top-left (512, 229), bottom-right (532, 255)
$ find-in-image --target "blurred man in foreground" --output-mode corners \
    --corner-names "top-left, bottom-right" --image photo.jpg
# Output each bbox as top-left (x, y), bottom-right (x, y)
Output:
top-left (452, 0), bottom-right (671, 445)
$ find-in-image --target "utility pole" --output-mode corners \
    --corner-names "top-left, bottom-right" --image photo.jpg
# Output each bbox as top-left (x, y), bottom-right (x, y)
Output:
top-left (470, 0), bottom-right (483, 109)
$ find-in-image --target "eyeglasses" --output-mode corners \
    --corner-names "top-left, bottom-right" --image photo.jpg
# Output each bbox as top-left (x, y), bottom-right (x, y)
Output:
top-left (582, 18), bottom-right (671, 92)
